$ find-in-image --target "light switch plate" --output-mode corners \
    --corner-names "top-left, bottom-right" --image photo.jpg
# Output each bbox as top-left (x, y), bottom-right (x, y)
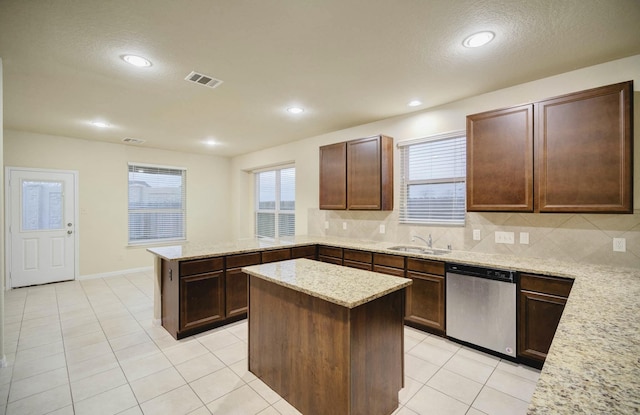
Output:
top-left (324, 221), bottom-right (329, 230)
top-left (473, 229), bottom-right (481, 240)
top-left (379, 224), bottom-right (386, 234)
top-left (613, 238), bottom-right (626, 252)
top-left (342, 222), bottom-right (347, 230)
top-left (495, 231), bottom-right (515, 244)
top-left (519, 232), bottom-right (530, 245)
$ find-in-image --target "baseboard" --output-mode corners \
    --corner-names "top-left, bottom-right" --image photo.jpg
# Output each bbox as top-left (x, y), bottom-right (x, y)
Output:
top-left (78, 266), bottom-right (153, 281)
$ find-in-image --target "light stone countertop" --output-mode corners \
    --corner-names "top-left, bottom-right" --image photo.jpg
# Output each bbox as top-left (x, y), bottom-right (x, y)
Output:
top-left (147, 235), bottom-right (640, 414)
top-left (242, 258), bottom-right (411, 309)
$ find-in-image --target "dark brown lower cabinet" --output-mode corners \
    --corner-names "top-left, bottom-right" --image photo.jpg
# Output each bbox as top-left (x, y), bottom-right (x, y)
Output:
top-left (343, 249), bottom-right (373, 270)
top-left (404, 258), bottom-right (446, 335)
top-left (226, 252), bottom-right (261, 318)
top-left (318, 245), bottom-right (343, 265)
top-left (180, 271), bottom-right (225, 331)
top-left (518, 273), bottom-right (573, 368)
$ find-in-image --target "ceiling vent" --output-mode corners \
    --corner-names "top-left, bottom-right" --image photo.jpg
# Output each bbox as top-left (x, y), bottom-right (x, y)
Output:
top-left (185, 71), bottom-right (223, 89)
top-left (122, 137), bottom-right (146, 145)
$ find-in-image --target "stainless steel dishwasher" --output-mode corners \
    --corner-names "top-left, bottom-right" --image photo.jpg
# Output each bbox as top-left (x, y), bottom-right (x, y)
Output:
top-left (445, 263), bottom-right (517, 358)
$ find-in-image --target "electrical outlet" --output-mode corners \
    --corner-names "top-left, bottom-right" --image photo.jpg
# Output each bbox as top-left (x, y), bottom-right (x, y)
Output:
top-left (473, 229), bottom-right (481, 240)
top-left (495, 231), bottom-right (515, 244)
top-left (613, 238), bottom-right (626, 252)
top-left (342, 222), bottom-right (347, 230)
top-left (519, 232), bottom-right (530, 245)
top-left (379, 224), bottom-right (386, 234)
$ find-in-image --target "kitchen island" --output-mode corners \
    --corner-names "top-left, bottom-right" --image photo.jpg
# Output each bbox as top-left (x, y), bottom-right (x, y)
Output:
top-left (148, 235), bottom-right (640, 414)
top-left (243, 259), bottom-right (411, 415)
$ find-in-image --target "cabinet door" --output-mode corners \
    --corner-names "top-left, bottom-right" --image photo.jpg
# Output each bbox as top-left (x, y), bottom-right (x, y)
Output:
top-left (226, 268), bottom-right (249, 318)
top-left (405, 271), bottom-right (445, 335)
top-left (467, 105), bottom-right (534, 211)
top-left (347, 136), bottom-right (394, 210)
top-left (535, 81), bottom-right (633, 213)
top-left (319, 142), bottom-right (347, 210)
top-left (518, 290), bottom-right (567, 366)
top-left (180, 271), bottom-right (225, 331)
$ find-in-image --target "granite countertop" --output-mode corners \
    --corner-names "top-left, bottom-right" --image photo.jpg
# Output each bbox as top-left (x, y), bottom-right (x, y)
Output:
top-left (147, 235), bottom-right (640, 414)
top-left (242, 258), bottom-right (411, 308)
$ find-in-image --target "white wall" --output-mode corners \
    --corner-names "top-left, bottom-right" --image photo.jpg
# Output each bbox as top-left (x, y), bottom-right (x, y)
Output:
top-left (4, 130), bottom-right (232, 276)
top-left (230, 55), bottom-right (640, 267)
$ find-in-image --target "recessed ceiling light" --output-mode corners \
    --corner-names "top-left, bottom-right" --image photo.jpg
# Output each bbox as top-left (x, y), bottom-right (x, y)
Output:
top-left (287, 107), bottom-right (304, 114)
top-left (408, 100), bottom-right (422, 107)
top-left (204, 139), bottom-right (217, 146)
top-left (91, 121), bottom-right (110, 128)
top-left (121, 54), bottom-right (152, 67)
top-left (462, 31), bottom-right (495, 48)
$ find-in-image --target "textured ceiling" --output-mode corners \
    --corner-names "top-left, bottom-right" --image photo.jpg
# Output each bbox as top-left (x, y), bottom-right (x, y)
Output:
top-left (1, 0), bottom-right (639, 157)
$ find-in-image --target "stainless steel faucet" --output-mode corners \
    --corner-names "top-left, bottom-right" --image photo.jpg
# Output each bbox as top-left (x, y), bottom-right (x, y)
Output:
top-left (412, 234), bottom-right (432, 248)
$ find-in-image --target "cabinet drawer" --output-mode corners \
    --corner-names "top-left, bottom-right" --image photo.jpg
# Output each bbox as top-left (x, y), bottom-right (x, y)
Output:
top-left (226, 252), bottom-right (261, 269)
top-left (343, 259), bottom-right (372, 271)
top-left (374, 253), bottom-right (405, 270)
top-left (406, 258), bottom-right (445, 276)
top-left (520, 273), bottom-right (573, 297)
top-left (262, 248), bottom-right (291, 263)
top-left (292, 245), bottom-right (317, 259)
top-left (180, 257), bottom-right (224, 276)
top-left (373, 264), bottom-right (405, 277)
top-left (318, 255), bottom-right (343, 265)
top-left (343, 249), bottom-right (372, 263)
top-left (318, 246), bottom-right (343, 259)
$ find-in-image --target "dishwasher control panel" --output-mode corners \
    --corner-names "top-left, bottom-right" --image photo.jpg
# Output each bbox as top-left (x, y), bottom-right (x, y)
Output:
top-left (446, 263), bottom-right (516, 283)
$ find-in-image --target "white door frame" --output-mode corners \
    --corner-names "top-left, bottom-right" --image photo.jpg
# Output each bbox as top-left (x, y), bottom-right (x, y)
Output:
top-left (4, 167), bottom-right (80, 290)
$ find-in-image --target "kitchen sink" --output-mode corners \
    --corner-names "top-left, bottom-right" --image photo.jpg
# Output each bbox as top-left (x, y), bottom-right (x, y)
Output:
top-left (387, 246), bottom-right (450, 255)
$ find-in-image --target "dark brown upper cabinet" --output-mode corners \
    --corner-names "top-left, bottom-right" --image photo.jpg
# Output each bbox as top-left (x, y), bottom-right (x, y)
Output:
top-left (466, 81), bottom-right (633, 213)
top-left (467, 105), bottom-right (534, 212)
top-left (319, 135), bottom-right (394, 210)
top-left (535, 81), bottom-right (633, 213)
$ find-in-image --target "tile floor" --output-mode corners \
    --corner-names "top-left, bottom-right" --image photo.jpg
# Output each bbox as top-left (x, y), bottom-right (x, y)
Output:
top-left (0, 270), bottom-right (541, 415)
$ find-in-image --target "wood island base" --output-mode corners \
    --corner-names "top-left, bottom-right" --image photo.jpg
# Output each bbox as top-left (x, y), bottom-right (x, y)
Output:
top-left (248, 275), bottom-right (406, 415)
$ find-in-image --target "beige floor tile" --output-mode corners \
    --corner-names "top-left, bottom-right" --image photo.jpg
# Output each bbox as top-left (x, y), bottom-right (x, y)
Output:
top-left (207, 384), bottom-right (270, 415)
top-left (466, 408), bottom-right (489, 415)
top-left (114, 340), bottom-right (160, 362)
top-left (486, 369), bottom-right (538, 402)
top-left (442, 353), bottom-right (496, 384)
top-left (256, 407), bottom-right (281, 415)
top-left (405, 385), bottom-right (469, 415)
top-left (404, 327), bottom-right (429, 341)
top-left (228, 358), bottom-right (257, 383)
top-left (117, 407), bottom-right (144, 415)
top-left (472, 386), bottom-right (530, 415)
top-left (163, 339), bottom-right (210, 365)
top-left (67, 352), bottom-right (119, 382)
top-left (70, 367), bottom-right (127, 402)
top-left (63, 330), bottom-right (107, 351)
top-left (426, 368), bottom-right (483, 405)
top-left (17, 331), bottom-right (62, 350)
top-left (225, 321), bottom-right (249, 342)
top-left (140, 385), bottom-right (204, 415)
top-left (120, 351), bottom-right (172, 382)
top-left (130, 366), bottom-right (186, 403)
top-left (198, 330), bottom-right (243, 353)
top-left (408, 340), bottom-right (456, 367)
top-left (392, 407), bottom-right (420, 415)
top-left (46, 405), bottom-right (75, 415)
top-left (422, 335), bottom-right (463, 354)
top-left (8, 367), bottom-right (68, 402)
top-left (175, 353), bottom-right (226, 383)
top-left (108, 330), bottom-right (153, 351)
top-left (248, 379), bottom-right (281, 405)
top-left (11, 352), bottom-right (66, 381)
top-left (212, 341), bottom-right (246, 366)
top-left (74, 384), bottom-right (138, 415)
top-left (495, 360), bottom-right (541, 383)
top-left (404, 354), bottom-right (440, 384)
top-left (61, 320), bottom-right (102, 339)
top-left (187, 406), bottom-right (212, 415)
top-left (5, 384), bottom-right (71, 415)
top-left (455, 346), bottom-right (501, 367)
top-left (65, 340), bottom-right (113, 365)
top-left (271, 398), bottom-right (303, 415)
top-left (399, 376), bottom-right (422, 405)
top-left (190, 367), bottom-right (245, 404)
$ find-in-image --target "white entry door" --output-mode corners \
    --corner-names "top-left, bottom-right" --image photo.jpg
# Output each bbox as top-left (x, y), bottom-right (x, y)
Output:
top-left (7, 168), bottom-right (78, 288)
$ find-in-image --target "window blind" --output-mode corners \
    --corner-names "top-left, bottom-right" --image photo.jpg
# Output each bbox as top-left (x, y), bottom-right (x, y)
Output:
top-left (128, 163), bottom-right (186, 244)
top-left (398, 132), bottom-right (466, 225)
top-left (256, 166), bottom-right (295, 238)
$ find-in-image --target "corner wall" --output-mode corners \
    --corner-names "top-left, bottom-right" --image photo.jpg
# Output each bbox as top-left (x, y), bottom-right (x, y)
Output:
top-left (231, 54), bottom-right (640, 268)
top-left (3, 130), bottom-right (233, 276)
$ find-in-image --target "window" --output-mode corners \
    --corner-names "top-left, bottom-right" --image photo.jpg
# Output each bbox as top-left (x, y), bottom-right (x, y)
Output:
top-left (128, 163), bottom-right (186, 244)
top-left (255, 167), bottom-right (295, 238)
top-left (398, 132), bottom-right (466, 225)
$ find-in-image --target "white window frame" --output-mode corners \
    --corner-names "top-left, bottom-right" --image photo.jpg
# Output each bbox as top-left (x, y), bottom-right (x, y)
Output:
top-left (128, 162), bottom-right (187, 245)
top-left (255, 165), bottom-right (295, 239)
top-left (398, 131), bottom-right (466, 226)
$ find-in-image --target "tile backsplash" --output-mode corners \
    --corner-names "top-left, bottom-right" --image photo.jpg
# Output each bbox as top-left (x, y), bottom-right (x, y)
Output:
top-left (308, 209), bottom-right (640, 268)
